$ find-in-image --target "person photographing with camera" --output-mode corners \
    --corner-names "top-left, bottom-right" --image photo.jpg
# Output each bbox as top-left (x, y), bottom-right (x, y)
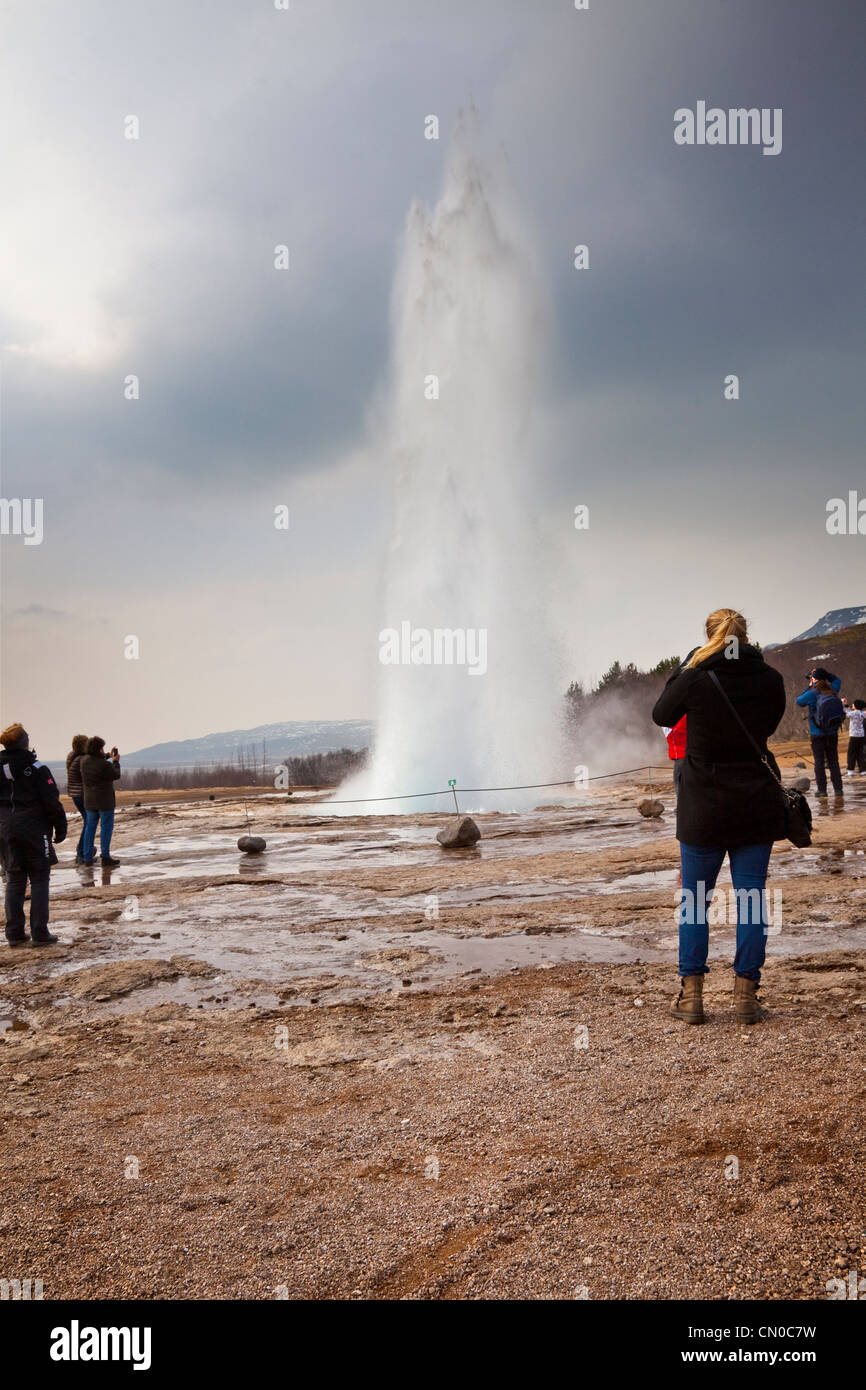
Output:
top-left (652, 608), bottom-right (788, 1026)
top-left (80, 737), bottom-right (121, 866)
top-left (796, 667), bottom-right (844, 798)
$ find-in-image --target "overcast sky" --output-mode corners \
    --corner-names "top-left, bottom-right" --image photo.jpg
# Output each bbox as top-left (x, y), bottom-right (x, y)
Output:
top-left (1, 0), bottom-right (864, 757)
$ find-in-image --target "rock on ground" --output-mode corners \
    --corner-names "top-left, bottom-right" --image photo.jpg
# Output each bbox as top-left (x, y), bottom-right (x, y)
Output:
top-left (436, 816), bottom-right (482, 848)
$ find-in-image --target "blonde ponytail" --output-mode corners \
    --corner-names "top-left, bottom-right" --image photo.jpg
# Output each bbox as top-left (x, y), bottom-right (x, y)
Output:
top-left (686, 608), bottom-right (748, 669)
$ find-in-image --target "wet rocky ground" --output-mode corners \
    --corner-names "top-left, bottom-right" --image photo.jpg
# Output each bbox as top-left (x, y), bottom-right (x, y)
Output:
top-left (1, 764), bottom-right (864, 1299)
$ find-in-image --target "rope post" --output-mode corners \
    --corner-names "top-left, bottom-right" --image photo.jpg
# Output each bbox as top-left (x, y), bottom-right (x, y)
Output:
top-left (448, 778), bottom-right (460, 815)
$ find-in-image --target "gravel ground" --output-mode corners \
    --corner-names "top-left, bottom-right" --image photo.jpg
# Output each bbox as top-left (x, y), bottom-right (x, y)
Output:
top-left (1, 784), bottom-right (864, 1301)
top-left (1, 951), bottom-right (864, 1300)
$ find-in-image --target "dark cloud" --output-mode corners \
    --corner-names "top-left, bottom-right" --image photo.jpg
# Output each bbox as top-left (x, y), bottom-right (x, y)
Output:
top-left (3, 0), bottom-right (862, 505)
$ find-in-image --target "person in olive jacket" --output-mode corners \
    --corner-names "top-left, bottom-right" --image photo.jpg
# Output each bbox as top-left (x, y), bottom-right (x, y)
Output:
top-left (79, 736), bottom-right (122, 867)
top-left (652, 609), bottom-right (786, 1026)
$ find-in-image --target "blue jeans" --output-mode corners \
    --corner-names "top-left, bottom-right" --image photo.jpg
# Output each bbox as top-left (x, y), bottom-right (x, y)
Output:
top-left (678, 842), bottom-right (773, 983)
top-left (71, 795), bottom-right (87, 858)
top-left (82, 809), bottom-right (114, 862)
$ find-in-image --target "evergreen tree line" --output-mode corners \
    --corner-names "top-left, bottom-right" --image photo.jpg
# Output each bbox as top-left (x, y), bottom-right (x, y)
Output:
top-left (565, 654), bottom-right (682, 726)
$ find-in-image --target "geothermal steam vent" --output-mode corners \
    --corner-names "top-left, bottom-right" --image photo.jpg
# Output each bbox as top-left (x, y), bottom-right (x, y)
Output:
top-left (338, 110), bottom-right (563, 815)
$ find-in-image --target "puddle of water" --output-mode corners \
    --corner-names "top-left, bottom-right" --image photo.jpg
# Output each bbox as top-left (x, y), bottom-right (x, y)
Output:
top-left (52, 811), bottom-right (663, 894)
top-left (34, 789), bottom-right (866, 1009)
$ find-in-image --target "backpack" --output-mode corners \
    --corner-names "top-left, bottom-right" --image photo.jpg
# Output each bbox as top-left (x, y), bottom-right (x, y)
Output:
top-left (814, 690), bottom-right (844, 734)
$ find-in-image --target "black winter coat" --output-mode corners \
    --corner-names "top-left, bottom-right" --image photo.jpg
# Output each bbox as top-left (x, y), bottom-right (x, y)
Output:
top-left (0, 748), bottom-right (68, 843)
top-left (66, 750), bottom-right (84, 797)
top-left (652, 645), bottom-right (787, 847)
top-left (80, 754), bottom-right (121, 811)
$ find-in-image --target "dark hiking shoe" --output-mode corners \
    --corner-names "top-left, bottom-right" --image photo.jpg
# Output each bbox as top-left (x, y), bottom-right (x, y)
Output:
top-left (734, 975), bottom-right (765, 1024)
top-left (670, 975), bottom-right (705, 1024)
top-left (6, 935), bottom-right (28, 947)
top-left (101, 856), bottom-right (121, 867)
top-left (30, 933), bottom-right (58, 947)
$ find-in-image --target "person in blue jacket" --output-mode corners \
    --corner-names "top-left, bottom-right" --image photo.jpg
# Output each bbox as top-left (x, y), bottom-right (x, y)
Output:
top-left (796, 666), bottom-right (844, 797)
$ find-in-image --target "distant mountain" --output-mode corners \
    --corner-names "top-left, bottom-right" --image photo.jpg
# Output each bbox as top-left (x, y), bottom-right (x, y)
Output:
top-left (120, 720), bottom-right (374, 769)
top-left (765, 621), bottom-right (866, 741)
top-left (767, 606), bottom-right (866, 648)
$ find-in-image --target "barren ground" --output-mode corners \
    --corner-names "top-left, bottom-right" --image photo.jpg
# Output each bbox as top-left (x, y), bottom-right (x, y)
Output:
top-left (1, 755), bottom-right (864, 1300)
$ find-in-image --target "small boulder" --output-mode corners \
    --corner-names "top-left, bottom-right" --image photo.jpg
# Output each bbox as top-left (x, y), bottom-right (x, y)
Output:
top-left (238, 835), bottom-right (267, 853)
top-left (637, 798), bottom-right (664, 819)
top-left (436, 816), bottom-right (481, 849)
top-left (795, 761), bottom-right (806, 768)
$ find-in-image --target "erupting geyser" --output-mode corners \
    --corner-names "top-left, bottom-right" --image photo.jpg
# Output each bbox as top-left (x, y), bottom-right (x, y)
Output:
top-left (341, 111), bottom-right (565, 813)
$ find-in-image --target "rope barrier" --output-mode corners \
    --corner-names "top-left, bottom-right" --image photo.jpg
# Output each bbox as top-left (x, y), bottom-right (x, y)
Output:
top-left (117, 753), bottom-right (807, 815)
top-left (316, 765), bottom-right (676, 807)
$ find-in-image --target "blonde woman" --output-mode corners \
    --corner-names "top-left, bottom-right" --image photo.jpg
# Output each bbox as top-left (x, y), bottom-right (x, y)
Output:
top-left (652, 610), bottom-right (786, 1025)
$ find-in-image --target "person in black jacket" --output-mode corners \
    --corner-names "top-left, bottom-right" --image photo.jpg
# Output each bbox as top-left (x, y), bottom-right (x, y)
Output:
top-left (652, 609), bottom-right (787, 1026)
top-left (0, 722), bottom-right (67, 946)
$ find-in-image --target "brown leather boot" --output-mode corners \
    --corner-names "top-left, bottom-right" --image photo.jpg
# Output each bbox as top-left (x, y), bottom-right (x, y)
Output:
top-left (670, 974), bottom-right (705, 1024)
top-left (734, 975), bottom-right (765, 1024)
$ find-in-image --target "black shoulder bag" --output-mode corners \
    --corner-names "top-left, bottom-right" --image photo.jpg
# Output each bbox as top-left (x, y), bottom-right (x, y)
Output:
top-left (707, 671), bottom-right (812, 847)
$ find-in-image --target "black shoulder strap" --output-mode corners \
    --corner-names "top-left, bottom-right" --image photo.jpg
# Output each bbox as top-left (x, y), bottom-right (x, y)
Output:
top-left (706, 671), bottom-right (771, 765)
